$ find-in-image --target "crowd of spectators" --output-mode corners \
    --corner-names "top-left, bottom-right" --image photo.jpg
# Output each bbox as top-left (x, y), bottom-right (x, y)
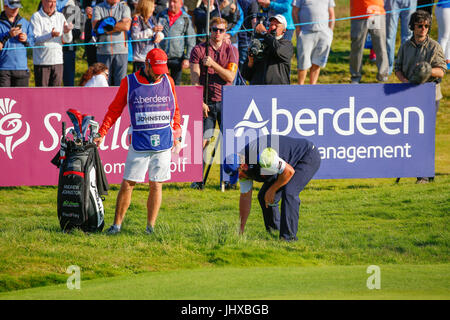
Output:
top-left (0, 0), bottom-right (448, 88)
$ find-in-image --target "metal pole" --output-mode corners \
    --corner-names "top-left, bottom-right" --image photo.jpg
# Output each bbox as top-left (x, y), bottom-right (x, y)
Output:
top-left (204, 0), bottom-right (211, 103)
top-left (202, 0), bottom-right (212, 186)
top-left (1, 0), bottom-right (4, 11)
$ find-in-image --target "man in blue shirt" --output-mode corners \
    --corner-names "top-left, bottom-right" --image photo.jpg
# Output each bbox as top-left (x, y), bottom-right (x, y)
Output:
top-left (0, 0), bottom-right (34, 87)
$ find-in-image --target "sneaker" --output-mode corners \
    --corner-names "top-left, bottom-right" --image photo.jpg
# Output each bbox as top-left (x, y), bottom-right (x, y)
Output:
top-left (224, 182), bottom-right (237, 190)
top-left (146, 225), bottom-right (154, 234)
top-left (190, 181), bottom-right (204, 190)
top-left (377, 75), bottom-right (389, 82)
top-left (416, 177), bottom-right (429, 184)
top-left (106, 225), bottom-right (121, 235)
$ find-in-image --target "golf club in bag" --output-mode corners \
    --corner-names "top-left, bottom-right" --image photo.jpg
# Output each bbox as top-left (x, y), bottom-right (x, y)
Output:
top-left (51, 109), bottom-right (109, 233)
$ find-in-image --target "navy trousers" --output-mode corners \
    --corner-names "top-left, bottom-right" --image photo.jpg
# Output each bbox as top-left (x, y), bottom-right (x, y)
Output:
top-left (257, 146), bottom-right (321, 241)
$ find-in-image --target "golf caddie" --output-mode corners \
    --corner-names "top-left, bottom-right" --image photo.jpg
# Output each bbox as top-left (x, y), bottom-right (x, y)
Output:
top-left (94, 48), bottom-right (182, 235)
top-left (224, 134), bottom-right (321, 241)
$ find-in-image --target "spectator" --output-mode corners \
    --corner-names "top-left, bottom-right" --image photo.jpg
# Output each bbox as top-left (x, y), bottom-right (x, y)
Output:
top-left (256, 0), bottom-right (295, 40)
top-left (417, 0), bottom-right (435, 14)
top-left (93, 48), bottom-right (182, 235)
top-left (349, 0), bottom-right (389, 84)
top-left (292, 0), bottom-right (335, 85)
top-left (128, 0), bottom-right (139, 14)
top-left (235, 0), bottom-right (258, 85)
top-left (436, 0), bottom-right (450, 69)
top-left (154, 0), bottom-right (169, 17)
top-left (156, 0), bottom-right (196, 85)
top-left (81, 0), bottom-right (98, 66)
top-left (189, 16), bottom-right (239, 189)
top-left (79, 61), bottom-right (109, 86)
top-left (31, 0), bottom-right (74, 87)
top-left (92, 0), bottom-right (131, 86)
top-left (394, 10), bottom-right (446, 183)
top-left (0, 0), bottom-right (35, 87)
top-left (131, 0), bottom-right (164, 73)
top-left (241, 14), bottom-right (293, 85)
top-left (224, 134), bottom-right (321, 241)
top-left (385, 0), bottom-right (417, 75)
top-left (61, 0), bottom-right (83, 86)
top-left (193, 0), bottom-right (240, 44)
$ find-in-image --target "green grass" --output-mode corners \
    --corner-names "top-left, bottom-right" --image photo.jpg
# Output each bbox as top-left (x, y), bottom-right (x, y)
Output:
top-left (0, 0), bottom-right (448, 299)
top-left (1, 265), bottom-right (449, 300)
top-left (0, 176), bottom-right (449, 296)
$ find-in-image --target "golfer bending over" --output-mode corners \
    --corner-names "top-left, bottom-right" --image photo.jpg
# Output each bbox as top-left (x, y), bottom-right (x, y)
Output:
top-left (224, 134), bottom-right (321, 241)
top-left (94, 48), bottom-right (182, 235)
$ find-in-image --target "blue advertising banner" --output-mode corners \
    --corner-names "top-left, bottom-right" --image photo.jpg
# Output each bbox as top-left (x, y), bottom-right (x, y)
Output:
top-left (222, 83), bottom-right (436, 179)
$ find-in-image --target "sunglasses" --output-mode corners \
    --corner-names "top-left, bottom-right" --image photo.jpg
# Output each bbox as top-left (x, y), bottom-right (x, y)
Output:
top-left (211, 27), bottom-right (226, 34)
top-left (415, 24), bottom-right (430, 29)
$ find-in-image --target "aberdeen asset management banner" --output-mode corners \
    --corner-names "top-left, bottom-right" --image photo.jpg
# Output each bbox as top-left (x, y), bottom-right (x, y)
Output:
top-left (222, 83), bottom-right (436, 179)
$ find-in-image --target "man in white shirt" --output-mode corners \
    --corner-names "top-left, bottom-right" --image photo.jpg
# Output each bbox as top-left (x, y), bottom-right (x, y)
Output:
top-left (31, 0), bottom-right (73, 86)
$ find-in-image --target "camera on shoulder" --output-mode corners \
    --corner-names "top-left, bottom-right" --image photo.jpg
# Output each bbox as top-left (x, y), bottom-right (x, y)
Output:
top-left (249, 38), bottom-right (267, 60)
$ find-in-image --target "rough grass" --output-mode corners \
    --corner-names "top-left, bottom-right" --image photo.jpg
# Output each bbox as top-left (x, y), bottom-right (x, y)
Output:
top-left (0, 175), bottom-right (449, 293)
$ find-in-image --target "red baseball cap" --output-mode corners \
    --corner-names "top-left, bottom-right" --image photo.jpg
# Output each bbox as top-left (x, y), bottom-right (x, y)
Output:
top-left (146, 48), bottom-right (169, 75)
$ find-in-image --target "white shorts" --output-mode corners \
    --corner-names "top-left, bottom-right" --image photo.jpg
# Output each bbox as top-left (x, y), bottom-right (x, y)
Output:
top-left (297, 29), bottom-right (333, 70)
top-left (123, 147), bottom-right (172, 183)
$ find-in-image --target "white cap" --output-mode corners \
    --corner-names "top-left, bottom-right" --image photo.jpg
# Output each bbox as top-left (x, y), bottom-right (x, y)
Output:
top-left (5, 0), bottom-right (22, 9)
top-left (269, 14), bottom-right (287, 30)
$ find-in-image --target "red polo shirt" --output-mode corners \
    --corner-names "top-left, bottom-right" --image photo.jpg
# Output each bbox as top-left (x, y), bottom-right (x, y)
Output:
top-left (350, 0), bottom-right (385, 19)
top-left (168, 10), bottom-right (182, 26)
top-left (189, 40), bottom-right (239, 102)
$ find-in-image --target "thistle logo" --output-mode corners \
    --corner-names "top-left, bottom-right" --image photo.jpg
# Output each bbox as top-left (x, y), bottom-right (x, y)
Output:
top-left (234, 99), bottom-right (269, 137)
top-left (0, 98), bottom-right (31, 159)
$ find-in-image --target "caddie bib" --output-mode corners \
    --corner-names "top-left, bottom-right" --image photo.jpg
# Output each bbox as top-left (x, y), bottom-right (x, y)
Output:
top-left (127, 73), bottom-right (175, 151)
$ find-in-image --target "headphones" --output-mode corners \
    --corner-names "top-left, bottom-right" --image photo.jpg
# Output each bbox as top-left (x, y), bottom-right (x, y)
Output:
top-left (408, 10), bottom-right (432, 33)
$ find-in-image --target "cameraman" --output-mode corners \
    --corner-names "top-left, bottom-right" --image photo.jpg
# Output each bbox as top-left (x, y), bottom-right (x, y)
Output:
top-left (241, 14), bottom-right (293, 85)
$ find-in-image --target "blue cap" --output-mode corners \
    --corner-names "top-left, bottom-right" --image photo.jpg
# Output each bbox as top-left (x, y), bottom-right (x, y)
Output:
top-left (95, 17), bottom-right (117, 35)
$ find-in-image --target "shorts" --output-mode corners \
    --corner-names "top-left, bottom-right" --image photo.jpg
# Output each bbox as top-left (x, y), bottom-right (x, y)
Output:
top-left (123, 146), bottom-right (172, 183)
top-left (297, 29), bottom-right (333, 70)
top-left (203, 101), bottom-right (222, 140)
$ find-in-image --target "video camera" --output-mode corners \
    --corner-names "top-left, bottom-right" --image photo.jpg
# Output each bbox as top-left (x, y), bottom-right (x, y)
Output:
top-left (248, 38), bottom-right (267, 60)
top-left (248, 5), bottom-right (270, 60)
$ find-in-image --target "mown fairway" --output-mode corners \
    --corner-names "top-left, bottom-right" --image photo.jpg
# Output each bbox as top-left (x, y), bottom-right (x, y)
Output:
top-left (1, 265), bottom-right (449, 300)
top-left (0, 0), bottom-right (449, 299)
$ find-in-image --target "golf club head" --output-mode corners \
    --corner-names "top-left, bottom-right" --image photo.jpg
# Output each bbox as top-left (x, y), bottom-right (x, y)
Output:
top-left (88, 120), bottom-right (99, 142)
top-left (68, 128), bottom-right (82, 145)
top-left (66, 109), bottom-right (83, 139)
top-left (81, 115), bottom-right (94, 141)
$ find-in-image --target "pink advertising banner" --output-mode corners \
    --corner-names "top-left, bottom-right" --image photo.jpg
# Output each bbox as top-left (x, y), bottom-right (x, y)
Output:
top-left (0, 87), bottom-right (204, 187)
